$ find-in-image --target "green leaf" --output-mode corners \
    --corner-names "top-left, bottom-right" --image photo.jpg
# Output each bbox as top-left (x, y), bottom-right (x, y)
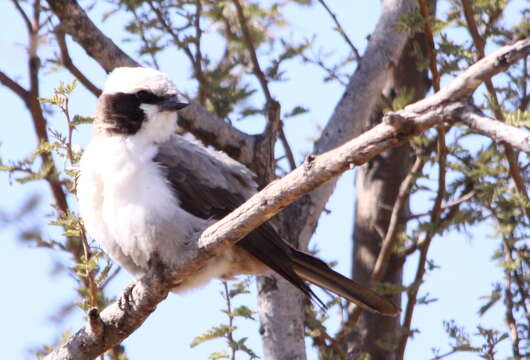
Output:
top-left (208, 352), bottom-right (229, 359)
top-left (232, 305), bottom-right (255, 320)
top-left (228, 280), bottom-right (251, 297)
top-left (236, 338), bottom-right (258, 359)
top-left (71, 115), bottom-right (94, 127)
top-left (505, 110), bottom-right (530, 126)
top-left (63, 229), bottom-right (80, 237)
top-left (284, 105), bottom-right (308, 118)
top-left (190, 325), bottom-right (233, 347)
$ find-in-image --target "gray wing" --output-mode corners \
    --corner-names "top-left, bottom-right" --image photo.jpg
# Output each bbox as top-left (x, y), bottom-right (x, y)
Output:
top-left (154, 135), bottom-right (321, 305)
top-left (155, 135), bottom-right (400, 315)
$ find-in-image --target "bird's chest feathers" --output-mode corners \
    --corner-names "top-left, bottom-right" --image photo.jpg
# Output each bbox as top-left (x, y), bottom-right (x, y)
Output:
top-left (79, 137), bottom-right (182, 271)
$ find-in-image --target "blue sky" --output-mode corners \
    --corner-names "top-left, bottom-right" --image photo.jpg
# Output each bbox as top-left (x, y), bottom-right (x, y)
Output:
top-left (0, 1), bottom-right (526, 359)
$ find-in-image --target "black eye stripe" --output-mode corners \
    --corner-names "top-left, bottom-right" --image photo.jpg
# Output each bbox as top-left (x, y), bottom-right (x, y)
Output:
top-left (99, 92), bottom-right (146, 135)
top-left (98, 90), bottom-right (177, 135)
top-left (135, 89), bottom-right (166, 104)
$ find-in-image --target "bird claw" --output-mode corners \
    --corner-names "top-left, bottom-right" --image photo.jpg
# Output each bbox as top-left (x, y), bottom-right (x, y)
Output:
top-left (118, 282), bottom-right (135, 311)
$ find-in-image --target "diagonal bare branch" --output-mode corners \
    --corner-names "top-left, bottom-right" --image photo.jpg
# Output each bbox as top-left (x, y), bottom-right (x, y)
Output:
top-left (54, 27), bottom-right (102, 97)
top-left (42, 38), bottom-right (529, 360)
top-left (461, 1), bottom-right (530, 221)
top-left (46, 0), bottom-right (257, 166)
top-left (10, 0), bottom-right (32, 33)
top-left (46, 0), bottom-right (138, 71)
top-left (232, 0), bottom-right (272, 102)
top-left (456, 104), bottom-right (530, 153)
top-left (317, 0), bottom-right (362, 62)
top-left (0, 70), bottom-right (29, 101)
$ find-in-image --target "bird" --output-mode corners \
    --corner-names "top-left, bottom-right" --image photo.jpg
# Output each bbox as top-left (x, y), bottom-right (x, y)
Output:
top-left (77, 66), bottom-right (399, 316)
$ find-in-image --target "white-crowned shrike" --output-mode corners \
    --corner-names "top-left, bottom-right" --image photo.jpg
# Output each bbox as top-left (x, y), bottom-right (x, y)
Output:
top-left (77, 67), bottom-right (399, 316)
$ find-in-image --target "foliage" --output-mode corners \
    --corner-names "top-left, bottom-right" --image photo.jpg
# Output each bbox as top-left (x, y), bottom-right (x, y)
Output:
top-left (0, 0), bottom-right (528, 359)
top-left (191, 279), bottom-right (258, 360)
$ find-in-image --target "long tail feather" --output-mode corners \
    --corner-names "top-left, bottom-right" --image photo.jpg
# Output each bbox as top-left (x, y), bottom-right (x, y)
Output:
top-left (292, 250), bottom-right (400, 316)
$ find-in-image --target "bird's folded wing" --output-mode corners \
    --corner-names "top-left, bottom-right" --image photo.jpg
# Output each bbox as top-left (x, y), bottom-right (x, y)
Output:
top-left (154, 135), bottom-right (321, 304)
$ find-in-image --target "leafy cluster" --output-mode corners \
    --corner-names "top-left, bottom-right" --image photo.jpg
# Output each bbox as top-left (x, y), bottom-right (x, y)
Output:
top-left (1, 0), bottom-right (528, 359)
top-left (389, 0), bottom-right (529, 357)
top-left (0, 81), bottom-right (120, 357)
top-left (191, 279), bottom-right (258, 360)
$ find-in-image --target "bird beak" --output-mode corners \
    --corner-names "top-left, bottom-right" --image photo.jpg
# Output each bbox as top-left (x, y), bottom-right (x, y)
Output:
top-left (160, 96), bottom-right (189, 111)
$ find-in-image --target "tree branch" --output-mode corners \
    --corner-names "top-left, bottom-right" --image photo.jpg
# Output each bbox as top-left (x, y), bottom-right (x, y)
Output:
top-left (11, 0), bottom-right (32, 33)
top-left (46, 0), bottom-right (138, 71)
top-left (46, 0), bottom-right (257, 166)
top-left (0, 70), bottom-right (29, 101)
top-left (461, 0), bottom-right (530, 221)
top-left (408, 38), bottom-right (530, 113)
top-left (317, 0), bottom-right (362, 62)
top-left (41, 100), bottom-right (434, 360)
top-left (176, 103), bottom-right (256, 164)
top-left (456, 104), bottom-right (530, 153)
top-left (232, 0), bottom-right (272, 102)
top-left (42, 38), bottom-right (529, 360)
top-left (54, 26), bottom-right (102, 97)
top-left (371, 155), bottom-right (424, 282)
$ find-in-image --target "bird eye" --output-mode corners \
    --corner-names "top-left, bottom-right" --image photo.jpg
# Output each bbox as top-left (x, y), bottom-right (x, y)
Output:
top-left (135, 90), bottom-right (152, 102)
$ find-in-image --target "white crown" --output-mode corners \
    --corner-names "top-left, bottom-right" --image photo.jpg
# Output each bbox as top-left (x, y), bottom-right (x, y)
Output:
top-left (103, 67), bottom-right (177, 96)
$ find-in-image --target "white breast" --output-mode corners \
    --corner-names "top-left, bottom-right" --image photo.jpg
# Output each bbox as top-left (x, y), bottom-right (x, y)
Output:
top-left (77, 135), bottom-right (199, 275)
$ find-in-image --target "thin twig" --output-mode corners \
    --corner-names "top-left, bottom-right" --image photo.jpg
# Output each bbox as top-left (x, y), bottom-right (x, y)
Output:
top-left (0, 70), bottom-right (29, 100)
top-left (10, 0), bottom-right (32, 33)
top-left (396, 3), bottom-right (446, 357)
top-left (62, 95), bottom-right (75, 164)
top-left (429, 348), bottom-right (461, 360)
top-left (300, 53), bottom-right (348, 86)
top-left (371, 155), bottom-right (424, 281)
top-left (408, 190), bottom-right (476, 219)
top-left (317, 0), bottom-right (362, 62)
top-left (520, 57), bottom-right (528, 111)
top-left (418, 0), bottom-right (440, 91)
top-left (146, 0), bottom-right (208, 104)
top-left (80, 225), bottom-right (99, 308)
top-left (461, 0), bottom-right (530, 221)
top-left (279, 125), bottom-right (297, 170)
top-left (222, 282), bottom-right (236, 360)
top-left (502, 238), bottom-right (521, 358)
top-left (483, 6), bottom-right (504, 38)
top-left (55, 27), bottom-right (101, 97)
top-left (129, 5), bottom-right (160, 69)
top-left (232, 0), bottom-right (272, 101)
top-left (396, 156), bottom-right (449, 360)
top-left (193, 0), bottom-right (207, 105)
top-left (461, 0), bottom-right (485, 59)
top-left (232, 0), bottom-right (296, 174)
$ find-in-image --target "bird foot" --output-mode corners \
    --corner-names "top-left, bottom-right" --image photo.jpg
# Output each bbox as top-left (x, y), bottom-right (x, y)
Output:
top-left (118, 282), bottom-right (136, 311)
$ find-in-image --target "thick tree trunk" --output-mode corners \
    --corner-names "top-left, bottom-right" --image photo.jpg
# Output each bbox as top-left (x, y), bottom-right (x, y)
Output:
top-left (348, 27), bottom-right (433, 359)
top-left (256, 1), bottom-right (417, 359)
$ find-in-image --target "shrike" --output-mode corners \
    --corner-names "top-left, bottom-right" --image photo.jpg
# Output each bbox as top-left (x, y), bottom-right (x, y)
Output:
top-left (77, 67), bottom-right (399, 316)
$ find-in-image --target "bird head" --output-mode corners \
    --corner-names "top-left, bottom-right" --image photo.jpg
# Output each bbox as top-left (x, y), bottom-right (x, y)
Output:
top-left (94, 67), bottom-right (188, 143)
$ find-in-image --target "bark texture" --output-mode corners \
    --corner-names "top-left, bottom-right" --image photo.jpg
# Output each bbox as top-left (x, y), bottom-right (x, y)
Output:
top-left (42, 38), bottom-right (530, 360)
top-left (458, 104), bottom-right (530, 152)
top-left (46, 0), bottom-right (138, 71)
top-left (256, 1), bottom-right (418, 358)
top-left (46, 0), bottom-right (257, 166)
top-left (349, 32), bottom-right (432, 359)
top-left (257, 276), bottom-right (307, 360)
